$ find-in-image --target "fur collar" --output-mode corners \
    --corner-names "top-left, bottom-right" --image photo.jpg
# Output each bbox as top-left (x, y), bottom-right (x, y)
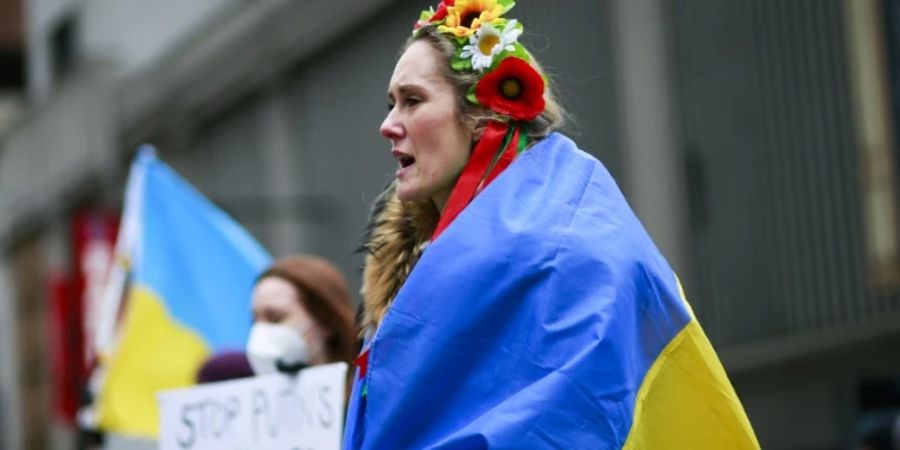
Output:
top-left (359, 182), bottom-right (438, 335)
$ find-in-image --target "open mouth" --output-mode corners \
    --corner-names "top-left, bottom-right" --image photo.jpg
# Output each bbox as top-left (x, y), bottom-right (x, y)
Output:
top-left (393, 150), bottom-right (415, 169)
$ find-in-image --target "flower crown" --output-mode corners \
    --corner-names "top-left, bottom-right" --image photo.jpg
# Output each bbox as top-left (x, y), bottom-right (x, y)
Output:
top-left (414, 0), bottom-right (546, 121)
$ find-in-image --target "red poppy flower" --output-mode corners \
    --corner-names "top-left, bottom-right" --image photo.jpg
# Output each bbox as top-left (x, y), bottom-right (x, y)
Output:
top-left (475, 57), bottom-right (545, 120)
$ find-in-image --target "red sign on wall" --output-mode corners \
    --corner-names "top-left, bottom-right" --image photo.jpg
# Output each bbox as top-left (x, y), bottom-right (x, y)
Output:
top-left (47, 208), bottom-right (118, 423)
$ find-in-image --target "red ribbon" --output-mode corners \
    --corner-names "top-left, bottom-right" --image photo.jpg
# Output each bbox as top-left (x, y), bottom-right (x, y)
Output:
top-left (354, 348), bottom-right (370, 380)
top-left (432, 121), bottom-right (520, 241)
top-left (482, 127), bottom-right (520, 189)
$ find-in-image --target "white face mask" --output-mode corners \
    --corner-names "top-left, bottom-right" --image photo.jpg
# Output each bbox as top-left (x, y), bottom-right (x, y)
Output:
top-left (246, 322), bottom-right (310, 375)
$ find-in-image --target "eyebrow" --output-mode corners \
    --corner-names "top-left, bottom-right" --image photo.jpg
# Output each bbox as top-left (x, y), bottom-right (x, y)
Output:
top-left (387, 83), bottom-right (424, 99)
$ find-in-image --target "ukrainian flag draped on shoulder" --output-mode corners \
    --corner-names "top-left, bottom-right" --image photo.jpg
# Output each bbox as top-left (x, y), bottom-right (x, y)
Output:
top-left (343, 133), bottom-right (758, 449)
top-left (97, 146), bottom-right (271, 436)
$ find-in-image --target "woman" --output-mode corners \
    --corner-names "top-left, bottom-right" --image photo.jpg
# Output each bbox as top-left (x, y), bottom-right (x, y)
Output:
top-left (347, 1), bottom-right (759, 449)
top-left (245, 255), bottom-right (356, 376)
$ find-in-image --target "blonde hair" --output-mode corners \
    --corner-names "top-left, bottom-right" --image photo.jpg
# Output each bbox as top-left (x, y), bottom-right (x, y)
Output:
top-left (405, 25), bottom-right (567, 141)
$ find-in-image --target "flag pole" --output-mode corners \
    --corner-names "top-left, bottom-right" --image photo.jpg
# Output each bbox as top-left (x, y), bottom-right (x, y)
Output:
top-left (92, 145), bottom-right (154, 359)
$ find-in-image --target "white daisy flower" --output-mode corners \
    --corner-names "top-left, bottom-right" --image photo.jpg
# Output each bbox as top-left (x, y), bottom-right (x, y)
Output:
top-left (460, 19), bottom-right (523, 72)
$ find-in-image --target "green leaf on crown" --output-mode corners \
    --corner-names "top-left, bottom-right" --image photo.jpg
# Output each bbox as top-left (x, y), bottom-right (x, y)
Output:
top-left (499, 0), bottom-right (516, 15)
top-left (467, 85), bottom-right (479, 105)
top-left (452, 53), bottom-right (473, 71)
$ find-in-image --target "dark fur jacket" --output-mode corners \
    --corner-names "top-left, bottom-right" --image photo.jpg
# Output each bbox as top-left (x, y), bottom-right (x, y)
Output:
top-left (359, 182), bottom-right (438, 335)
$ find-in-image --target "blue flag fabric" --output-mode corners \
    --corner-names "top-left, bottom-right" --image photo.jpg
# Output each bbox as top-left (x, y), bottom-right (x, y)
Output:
top-left (343, 133), bottom-right (756, 448)
top-left (134, 148), bottom-right (272, 350)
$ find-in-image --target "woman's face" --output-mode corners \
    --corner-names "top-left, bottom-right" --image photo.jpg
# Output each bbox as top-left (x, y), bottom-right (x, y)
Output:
top-left (251, 276), bottom-right (328, 365)
top-left (380, 40), bottom-right (474, 210)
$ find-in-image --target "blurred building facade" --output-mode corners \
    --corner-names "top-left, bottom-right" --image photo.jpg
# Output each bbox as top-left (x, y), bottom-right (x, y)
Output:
top-left (0, 0), bottom-right (899, 448)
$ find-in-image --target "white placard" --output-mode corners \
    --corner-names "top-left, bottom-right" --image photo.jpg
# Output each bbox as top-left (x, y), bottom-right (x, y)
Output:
top-left (157, 363), bottom-right (347, 450)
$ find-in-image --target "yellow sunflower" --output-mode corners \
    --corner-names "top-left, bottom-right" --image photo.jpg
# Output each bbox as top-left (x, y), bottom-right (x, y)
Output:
top-left (438, 0), bottom-right (512, 37)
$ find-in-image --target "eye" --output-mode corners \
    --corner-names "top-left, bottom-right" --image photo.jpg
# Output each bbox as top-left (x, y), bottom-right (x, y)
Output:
top-left (263, 310), bottom-right (284, 323)
top-left (405, 97), bottom-right (422, 107)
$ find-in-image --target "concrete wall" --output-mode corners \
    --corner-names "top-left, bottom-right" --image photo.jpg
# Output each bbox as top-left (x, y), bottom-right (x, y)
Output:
top-left (732, 328), bottom-right (900, 449)
top-left (0, 259), bottom-right (22, 450)
top-left (23, 0), bottom-right (75, 102)
top-left (79, 0), bottom-right (232, 74)
top-left (0, 70), bottom-right (117, 243)
top-left (25, 0), bottom-right (232, 102)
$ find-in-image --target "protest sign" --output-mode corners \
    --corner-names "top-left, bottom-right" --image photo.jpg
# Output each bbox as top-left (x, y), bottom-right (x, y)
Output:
top-left (158, 362), bottom-right (347, 450)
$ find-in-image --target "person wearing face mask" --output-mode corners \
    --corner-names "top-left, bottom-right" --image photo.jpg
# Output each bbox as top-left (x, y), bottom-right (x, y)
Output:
top-left (246, 255), bottom-right (356, 379)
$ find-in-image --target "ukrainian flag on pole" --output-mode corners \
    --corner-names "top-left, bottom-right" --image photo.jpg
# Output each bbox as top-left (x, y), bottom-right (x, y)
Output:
top-left (96, 146), bottom-right (271, 436)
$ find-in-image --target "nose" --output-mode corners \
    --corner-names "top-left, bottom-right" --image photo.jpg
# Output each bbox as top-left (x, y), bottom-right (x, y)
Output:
top-left (380, 109), bottom-right (404, 142)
